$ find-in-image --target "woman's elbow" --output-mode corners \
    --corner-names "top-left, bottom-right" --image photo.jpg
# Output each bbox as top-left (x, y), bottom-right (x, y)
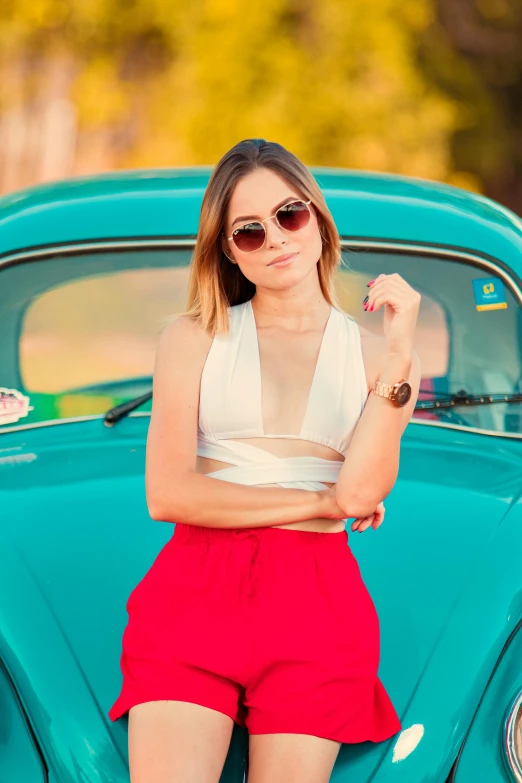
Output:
top-left (336, 482), bottom-right (395, 519)
top-left (146, 478), bottom-right (189, 522)
top-left (147, 500), bottom-right (167, 521)
top-left (337, 495), bottom-right (379, 520)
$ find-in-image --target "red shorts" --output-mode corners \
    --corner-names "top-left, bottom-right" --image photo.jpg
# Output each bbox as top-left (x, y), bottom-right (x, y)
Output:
top-left (108, 522), bottom-right (402, 744)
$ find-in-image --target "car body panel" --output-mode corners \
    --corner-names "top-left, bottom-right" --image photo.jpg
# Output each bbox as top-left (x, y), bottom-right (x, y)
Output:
top-left (1, 168), bottom-right (521, 284)
top-left (0, 416), bottom-right (521, 781)
top-left (453, 619), bottom-right (522, 783)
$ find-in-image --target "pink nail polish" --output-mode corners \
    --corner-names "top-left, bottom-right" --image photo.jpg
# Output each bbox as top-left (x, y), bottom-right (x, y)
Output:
top-left (367, 280), bottom-right (375, 287)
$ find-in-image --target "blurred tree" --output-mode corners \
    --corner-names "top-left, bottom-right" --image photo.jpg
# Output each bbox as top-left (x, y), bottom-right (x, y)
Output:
top-left (419, 0), bottom-right (522, 213)
top-left (3, 0), bottom-right (520, 215)
top-left (0, 0), bottom-right (458, 189)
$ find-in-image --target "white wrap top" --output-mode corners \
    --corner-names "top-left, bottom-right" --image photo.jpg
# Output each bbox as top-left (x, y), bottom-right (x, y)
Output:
top-left (196, 299), bottom-right (368, 491)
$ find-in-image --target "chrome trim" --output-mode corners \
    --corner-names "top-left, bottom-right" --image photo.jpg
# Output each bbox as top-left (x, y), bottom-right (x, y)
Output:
top-left (341, 240), bottom-right (522, 301)
top-left (408, 418), bottom-right (522, 439)
top-left (0, 237), bottom-right (521, 439)
top-left (2, 411), bottom-right (520, 440)
top-left (0, 411), bottom-right (151, 435)
top-left (504, 689), bottom-right (522, 783)
top-left (0, 239), bottom-right (195, 268)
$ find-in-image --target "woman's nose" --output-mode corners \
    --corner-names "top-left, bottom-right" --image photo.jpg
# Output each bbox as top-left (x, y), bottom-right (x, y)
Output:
top-left (264, 215), bottom-right (288, 247)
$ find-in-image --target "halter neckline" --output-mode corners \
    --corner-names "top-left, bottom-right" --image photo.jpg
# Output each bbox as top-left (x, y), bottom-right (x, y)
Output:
top-left (246, 298), bottom-right (335, 438)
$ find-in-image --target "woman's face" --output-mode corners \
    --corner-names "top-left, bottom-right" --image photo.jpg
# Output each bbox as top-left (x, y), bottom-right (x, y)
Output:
top-left (222, 167), bottom-right (323, 289)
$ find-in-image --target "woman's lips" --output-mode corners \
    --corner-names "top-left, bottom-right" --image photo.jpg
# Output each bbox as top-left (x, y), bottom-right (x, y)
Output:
top-left (269, 252), bottom-right (297, 268)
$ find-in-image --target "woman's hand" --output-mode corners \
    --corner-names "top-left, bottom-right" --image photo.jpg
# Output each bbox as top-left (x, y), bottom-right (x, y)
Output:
top-left (319, 485), bottom-right (353, 521)
top-left (365, 273), bottom-right (421, 357)
top-left (318, 488), bottom-right (385, 532)
top-left (351, 501), bottom-right (385, 533)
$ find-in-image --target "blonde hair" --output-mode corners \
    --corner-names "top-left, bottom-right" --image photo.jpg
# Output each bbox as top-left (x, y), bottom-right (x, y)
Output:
top-left (180, 138), bottom-right (342, 335)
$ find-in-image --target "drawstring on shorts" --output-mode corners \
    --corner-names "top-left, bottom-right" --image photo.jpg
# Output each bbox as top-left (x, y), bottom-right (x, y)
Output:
top-left (232, 528), bottom-right (262, 607)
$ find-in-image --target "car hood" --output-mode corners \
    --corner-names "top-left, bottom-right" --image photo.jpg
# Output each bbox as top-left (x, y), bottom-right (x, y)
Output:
top-left (0, 418), bottom-right (521, 781)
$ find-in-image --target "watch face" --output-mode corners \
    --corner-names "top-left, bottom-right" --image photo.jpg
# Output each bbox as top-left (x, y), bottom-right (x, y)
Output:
top-left (396, 382), bottom-right (412, 407)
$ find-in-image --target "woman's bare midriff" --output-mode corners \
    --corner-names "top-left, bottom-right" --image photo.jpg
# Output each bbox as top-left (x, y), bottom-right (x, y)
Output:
top-left (196, 436), bottom-right (346, 533)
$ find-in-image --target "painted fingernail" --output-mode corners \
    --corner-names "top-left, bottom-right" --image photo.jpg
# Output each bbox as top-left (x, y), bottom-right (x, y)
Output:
top-left (363, 296), bottom-right (369, 305)
top-left (367, 280), bottom-right (375, 287)
top-left (369, 303), bottom-right (374, 311)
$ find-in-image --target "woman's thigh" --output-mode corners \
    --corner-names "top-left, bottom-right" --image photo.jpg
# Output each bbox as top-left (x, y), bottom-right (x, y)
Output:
top-left (247, 733), bottom-right (342, 783)
top-left (128, 700), bottom-right (234, 783)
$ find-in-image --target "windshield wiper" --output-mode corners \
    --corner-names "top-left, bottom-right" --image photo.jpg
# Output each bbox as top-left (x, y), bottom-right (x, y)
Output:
top-left (103, 386), bottom-right (522, 426)
top-left (104, 391), bottom-right (152, 426)
top-left (415, 388), bottom-right (522, 411)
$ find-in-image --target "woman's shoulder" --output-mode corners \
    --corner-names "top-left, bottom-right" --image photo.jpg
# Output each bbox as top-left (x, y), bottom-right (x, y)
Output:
top-left (156, 315), bottom-right (214, 374)
top-left (161, 313), bottom-right (212, 342)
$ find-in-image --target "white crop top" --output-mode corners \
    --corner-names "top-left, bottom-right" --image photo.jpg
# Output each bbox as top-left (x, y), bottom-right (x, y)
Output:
top-left (197, 298), bottom-right (368, 491)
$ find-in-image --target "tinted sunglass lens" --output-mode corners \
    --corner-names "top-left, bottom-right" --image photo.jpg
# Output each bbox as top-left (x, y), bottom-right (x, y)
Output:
top-left (233, 223), bottom-right (265, 252)
top-left (277, 201), bottom-right (310, 231)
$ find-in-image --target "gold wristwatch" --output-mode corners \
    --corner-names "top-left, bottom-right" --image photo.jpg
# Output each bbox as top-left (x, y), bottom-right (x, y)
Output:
top-left (371, 378), bottom-right (412, 408)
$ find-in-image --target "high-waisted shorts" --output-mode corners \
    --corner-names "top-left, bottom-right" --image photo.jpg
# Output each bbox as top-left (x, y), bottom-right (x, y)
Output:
top-left (108, 522), bottom-right (402, 744)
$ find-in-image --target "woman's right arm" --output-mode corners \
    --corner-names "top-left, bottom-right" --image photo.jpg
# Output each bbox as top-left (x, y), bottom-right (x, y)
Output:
top-left (145, 316), bottom-right (342, 529)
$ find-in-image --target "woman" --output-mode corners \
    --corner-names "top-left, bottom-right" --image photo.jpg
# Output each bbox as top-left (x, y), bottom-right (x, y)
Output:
top-left (108, 138), bottom-right (422, 783)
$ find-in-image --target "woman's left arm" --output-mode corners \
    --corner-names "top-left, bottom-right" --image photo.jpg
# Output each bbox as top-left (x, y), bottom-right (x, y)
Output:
top-left (335, 273), bottom-right (422, 520)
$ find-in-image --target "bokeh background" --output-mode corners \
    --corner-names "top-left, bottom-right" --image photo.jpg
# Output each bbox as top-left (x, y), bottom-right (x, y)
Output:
top-left (1, 0), bottom-right (521, 213)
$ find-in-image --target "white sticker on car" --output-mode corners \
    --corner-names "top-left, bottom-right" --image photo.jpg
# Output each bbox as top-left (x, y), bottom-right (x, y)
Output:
top-left (0, 387), bottom-right (34, 425)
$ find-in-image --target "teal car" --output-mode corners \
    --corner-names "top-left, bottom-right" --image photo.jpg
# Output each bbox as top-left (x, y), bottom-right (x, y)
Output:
top-left (0, 167), bottom-right (521, 783)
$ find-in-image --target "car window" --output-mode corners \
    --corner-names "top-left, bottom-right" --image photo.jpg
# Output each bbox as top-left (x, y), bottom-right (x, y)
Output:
top-left (1, 246), bottom-right (520, 436)
top-left (1, 249), bottom-right (191, 426)
top-left (339, 249), bottom-right (522, 435)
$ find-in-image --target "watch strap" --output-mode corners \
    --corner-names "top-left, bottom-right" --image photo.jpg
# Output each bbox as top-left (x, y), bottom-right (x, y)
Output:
top-left (373, 379), bottom-right (396, 398)
top-left (371, 378), bottom-right (411, 406)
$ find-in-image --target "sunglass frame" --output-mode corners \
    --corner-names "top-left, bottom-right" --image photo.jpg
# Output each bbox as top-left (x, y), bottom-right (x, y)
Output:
top-left (226, 199), bottom-right (313, 253)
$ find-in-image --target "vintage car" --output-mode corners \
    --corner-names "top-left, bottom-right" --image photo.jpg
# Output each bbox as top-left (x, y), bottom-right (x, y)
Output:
top-left (0, 166), bottom-right (521, 783)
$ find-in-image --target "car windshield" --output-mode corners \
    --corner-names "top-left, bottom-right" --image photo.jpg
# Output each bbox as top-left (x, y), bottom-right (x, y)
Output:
top-left (1, 246), bottom-right (521, 436)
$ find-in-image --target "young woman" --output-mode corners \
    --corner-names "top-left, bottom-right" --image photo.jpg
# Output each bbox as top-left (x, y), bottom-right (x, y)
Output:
top-left (108, 138), bottom-right (422, 783)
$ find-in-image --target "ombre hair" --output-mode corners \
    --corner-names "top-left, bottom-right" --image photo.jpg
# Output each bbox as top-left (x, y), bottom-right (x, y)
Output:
top-left (180, 138), bottom-right (342, 335)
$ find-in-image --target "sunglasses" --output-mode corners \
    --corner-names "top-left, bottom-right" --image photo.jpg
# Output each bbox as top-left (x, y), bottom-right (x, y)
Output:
top-left (225, 199), bottom-right (312, 253)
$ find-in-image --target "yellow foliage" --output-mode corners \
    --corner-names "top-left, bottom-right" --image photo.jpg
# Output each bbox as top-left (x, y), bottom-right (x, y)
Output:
top-left (73, 58), bottom-right (130, 127)
top-left (0, 0), bottom-right (491, 189)
top-left (446, 171), bottom-right (484, 195)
